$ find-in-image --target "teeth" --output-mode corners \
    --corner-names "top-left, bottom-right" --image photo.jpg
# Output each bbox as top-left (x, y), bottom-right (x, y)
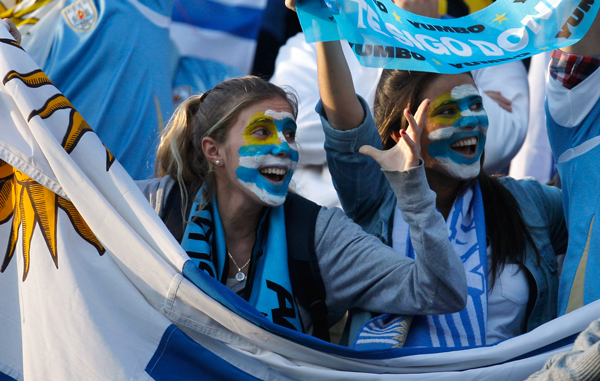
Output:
top-left (450, 137), bottom-right (477, 148)
top-left (259, 167), bottom-right (287, 176)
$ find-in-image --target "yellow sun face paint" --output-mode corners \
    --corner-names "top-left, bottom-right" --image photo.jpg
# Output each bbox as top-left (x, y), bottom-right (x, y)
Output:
top-left (242, 111), bottom-right (283, 146)
top-left (428, 92), bottom-right (463, 126)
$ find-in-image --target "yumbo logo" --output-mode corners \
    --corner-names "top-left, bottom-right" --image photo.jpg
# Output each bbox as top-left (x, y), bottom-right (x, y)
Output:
top-left (62, 0), bottom-right (98, 32)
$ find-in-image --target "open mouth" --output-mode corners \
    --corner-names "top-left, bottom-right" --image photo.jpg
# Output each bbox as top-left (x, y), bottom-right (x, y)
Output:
top-left (259, 167), bottom-right (288, 184)
top-left (449, 136), bottom-right (478, 158)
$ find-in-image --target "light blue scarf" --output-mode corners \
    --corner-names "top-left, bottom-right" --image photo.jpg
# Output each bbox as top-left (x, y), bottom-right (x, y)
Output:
top-left (180, 188), bottom-right (303, 332)
top-left (354, 181), bottom-right (487, 350)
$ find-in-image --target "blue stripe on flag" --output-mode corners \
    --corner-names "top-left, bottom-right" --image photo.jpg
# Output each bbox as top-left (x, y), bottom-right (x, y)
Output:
top-left (0, 372), bottom-right (16, 381)
top-left (145, 325), bottom-right (259, 380)
top-left (172, 0), bottom-right (264, 40)
top-left (512, 333), bottom-right (579, 362)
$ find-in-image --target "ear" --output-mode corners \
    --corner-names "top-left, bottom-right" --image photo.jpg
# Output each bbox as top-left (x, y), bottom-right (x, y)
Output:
top-left (202, 136), bottom-right (223, 166)
top-left (391, 130), bottom-right (402, 143)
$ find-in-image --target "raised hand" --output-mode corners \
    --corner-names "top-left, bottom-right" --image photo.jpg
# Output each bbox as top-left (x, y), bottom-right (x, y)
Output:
top-left (359, 99), bottom-right (430, 172)
top-left (1, 19), bottom-right (20, 44)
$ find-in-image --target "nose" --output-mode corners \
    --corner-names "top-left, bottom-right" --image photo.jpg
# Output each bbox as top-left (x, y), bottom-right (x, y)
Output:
top-left (270, 143), bottom-right (291, 158)
top-left (455, 115), bottom-right (479, 129)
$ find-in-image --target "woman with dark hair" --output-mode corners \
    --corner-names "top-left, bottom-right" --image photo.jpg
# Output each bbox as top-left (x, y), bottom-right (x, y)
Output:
top-left (137, 75), bottom-right (468, 340)
top-left (313, 36), bottom-right (567, 348)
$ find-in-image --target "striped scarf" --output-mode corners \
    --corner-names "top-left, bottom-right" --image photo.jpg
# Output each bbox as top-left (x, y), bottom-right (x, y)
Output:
top-left (180, 187), bottom-right (303, 332)
top-left (354, 182), bottom-right (487, 350)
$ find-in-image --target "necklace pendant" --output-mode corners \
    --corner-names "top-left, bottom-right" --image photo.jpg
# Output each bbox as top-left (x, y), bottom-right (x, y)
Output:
top-left (235, 272), bottom-right (246, 282)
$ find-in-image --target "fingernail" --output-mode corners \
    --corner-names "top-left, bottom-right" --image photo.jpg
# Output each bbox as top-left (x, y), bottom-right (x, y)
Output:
top-left (406, 109), bottom-right (412, 116)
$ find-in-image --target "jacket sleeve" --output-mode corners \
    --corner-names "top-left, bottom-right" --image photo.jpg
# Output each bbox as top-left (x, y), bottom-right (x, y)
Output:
top-left (319, 95), bottom-right (395, 227)
top-left (538, 182), bottom-right (568, 255)
top-left (314, 164), bottom-right (467, 324)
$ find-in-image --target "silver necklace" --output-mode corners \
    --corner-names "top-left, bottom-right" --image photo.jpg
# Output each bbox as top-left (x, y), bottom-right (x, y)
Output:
top-left (227, 251), bottom-right (251, 282)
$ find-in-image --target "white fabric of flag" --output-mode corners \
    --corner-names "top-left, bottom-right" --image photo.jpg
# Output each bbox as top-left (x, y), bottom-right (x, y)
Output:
top-left (1, 25), bottom-right (600, 380)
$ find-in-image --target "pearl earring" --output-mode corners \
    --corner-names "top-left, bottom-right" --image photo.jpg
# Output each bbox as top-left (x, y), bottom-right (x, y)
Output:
top-left (215, 159), bottom-right (222, 166)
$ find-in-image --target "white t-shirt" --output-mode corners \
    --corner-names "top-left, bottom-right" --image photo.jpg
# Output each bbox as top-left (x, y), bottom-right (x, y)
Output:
top-left (486, 246), bottom-right (529, 344)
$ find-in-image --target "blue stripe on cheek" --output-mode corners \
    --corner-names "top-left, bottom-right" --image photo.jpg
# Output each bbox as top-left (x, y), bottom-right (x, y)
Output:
top-left (428, 139), bottom-right (451, 159)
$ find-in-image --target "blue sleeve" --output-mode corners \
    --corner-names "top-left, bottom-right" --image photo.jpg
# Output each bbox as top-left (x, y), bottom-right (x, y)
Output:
top-left (317, 95), bottom-right (395, 227)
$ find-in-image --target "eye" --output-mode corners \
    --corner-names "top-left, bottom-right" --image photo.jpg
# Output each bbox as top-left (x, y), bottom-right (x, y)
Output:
top-left (251, 126), bottom-right (271, 139)
top-left (469, 100), bottom-right (483, 112)
top-left (435, 106), bottom-right (457, 117)
top-left (283, 129), bottom-right (296, 143)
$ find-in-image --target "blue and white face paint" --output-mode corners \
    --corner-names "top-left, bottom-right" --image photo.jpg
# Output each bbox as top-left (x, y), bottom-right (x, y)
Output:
top-left (426, 84), bottom-right (488, 180)
top-left (236, 109), bottom-right (299, 207)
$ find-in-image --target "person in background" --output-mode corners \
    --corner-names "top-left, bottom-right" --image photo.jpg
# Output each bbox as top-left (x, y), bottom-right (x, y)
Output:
top-left (545, 12), bottom-right (600, 316)
top-left (2, 0), bottom-right (175, 179)
top-left (4, 0), bottom-right (261, 179)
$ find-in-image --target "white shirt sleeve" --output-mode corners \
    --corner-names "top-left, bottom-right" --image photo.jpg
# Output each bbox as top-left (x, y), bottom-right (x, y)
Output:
top-left (509, 51), bottom-right (554, 183)
top-left (472, 60), bottom-right (530, 174)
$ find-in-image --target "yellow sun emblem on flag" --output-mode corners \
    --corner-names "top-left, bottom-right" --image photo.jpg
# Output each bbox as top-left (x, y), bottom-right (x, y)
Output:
top-left (0, 160), bottom-right (104, 281)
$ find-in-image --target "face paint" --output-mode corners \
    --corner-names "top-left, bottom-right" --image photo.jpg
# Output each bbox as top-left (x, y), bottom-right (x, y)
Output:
top-left (426, 84), bottom-right (489, 180)
top-left (236, 109), bottom-right (299, 206)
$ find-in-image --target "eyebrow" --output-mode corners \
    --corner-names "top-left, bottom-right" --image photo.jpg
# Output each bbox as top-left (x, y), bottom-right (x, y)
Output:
top-left (247, 116), bottom-right (274, 126)
top-left (433, 95), bottom-right (482, 108)
top-left (431, 99), bottom-right (458, 110)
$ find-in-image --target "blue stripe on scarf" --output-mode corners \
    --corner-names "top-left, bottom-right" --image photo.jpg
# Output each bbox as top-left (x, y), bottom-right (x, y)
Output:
top-left (354, 181), bottom-right (487, 350)
top-left (433, 316), bottom-right (446, 347)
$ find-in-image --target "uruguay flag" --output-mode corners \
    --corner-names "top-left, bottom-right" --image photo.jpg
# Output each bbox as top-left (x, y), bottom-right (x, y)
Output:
top-left (0, 23), bottom-right (600, 381)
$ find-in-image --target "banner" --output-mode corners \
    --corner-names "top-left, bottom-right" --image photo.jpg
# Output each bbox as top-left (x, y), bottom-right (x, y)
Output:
top-left (1, 24), bottom-right (600, 380)
top-left (297, 0), bottom-right (600, 73)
